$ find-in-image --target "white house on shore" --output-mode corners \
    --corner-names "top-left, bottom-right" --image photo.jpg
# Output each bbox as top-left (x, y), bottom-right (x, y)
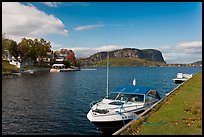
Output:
top-left (4, 50), bottom-right (34, 68)
top-left (9, 56), bottom-right (34, 68)
top-left (4, 50), bottom-right (54, 68)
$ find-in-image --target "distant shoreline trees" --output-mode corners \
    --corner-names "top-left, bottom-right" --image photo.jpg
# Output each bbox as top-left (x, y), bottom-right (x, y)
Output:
top-left (2, 34), bottom-right (52, 65)
top-left (2, 34), bottom-right (80, 67)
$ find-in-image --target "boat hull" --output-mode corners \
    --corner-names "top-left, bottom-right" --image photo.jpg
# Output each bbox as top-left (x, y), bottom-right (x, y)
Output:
top-left (87, 86), bottom-right (161, 134)
top-left (50, 68), bottom-right (80, 72)
top-left (91, 119), bottom-right (132, 134)
top-left (173, 73), bottom-right (193, 84)
top-left (87, 107), bottom-right (142, 134)
top-left (173, 79), bottom-right (187, 84)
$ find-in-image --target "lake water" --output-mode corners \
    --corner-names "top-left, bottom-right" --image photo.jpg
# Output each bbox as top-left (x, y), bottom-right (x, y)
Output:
top-left (2, 66), bottom-right (202, 135)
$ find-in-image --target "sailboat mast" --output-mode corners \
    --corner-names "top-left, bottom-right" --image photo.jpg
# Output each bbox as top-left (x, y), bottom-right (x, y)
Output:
top-left (106, 51), bottom-right (109, 97)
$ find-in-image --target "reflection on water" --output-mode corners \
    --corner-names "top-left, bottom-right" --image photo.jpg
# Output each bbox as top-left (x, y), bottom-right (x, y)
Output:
top-left (2, 66), bottom-right (201, 135)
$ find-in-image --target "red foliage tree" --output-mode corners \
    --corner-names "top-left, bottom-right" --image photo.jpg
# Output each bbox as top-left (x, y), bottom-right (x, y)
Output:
top-left (66, 50), bottom-right (76, 65)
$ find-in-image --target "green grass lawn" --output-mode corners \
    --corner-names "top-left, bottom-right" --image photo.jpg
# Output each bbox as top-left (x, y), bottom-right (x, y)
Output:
top-left (122, 71), bottom-right (202, 135)
top-left (2, 60), bottom-right (50, 72)
top-left (2, 60), bottom-right (19, 72)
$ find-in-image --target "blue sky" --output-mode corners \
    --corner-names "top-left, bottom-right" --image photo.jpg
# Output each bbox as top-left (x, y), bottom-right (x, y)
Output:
top-left (2, 2), bottom-right (202, 63)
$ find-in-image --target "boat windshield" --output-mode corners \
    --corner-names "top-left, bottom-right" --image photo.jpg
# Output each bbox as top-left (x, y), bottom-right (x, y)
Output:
top-left (105, 92), bottom-right (119, 100)
top-left (105, 92), bottom-right (144, 102)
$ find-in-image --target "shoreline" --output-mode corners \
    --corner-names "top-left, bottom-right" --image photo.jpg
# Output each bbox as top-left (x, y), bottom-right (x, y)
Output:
top-left (2, 67), bottom-right (50, 78)
top-left (115, 71), bottom-right (202, 135)
top-left (2, 72), bottom-right (22, 78)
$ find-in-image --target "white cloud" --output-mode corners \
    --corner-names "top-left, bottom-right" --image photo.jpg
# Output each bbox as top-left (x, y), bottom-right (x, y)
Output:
top-left (158, 46), bottom-right (175, 53)
top-left (50, 42), bottom-right (63, 50)
top-left (2, 2), bottom-right (68, 42)
top-left (64, 45), bottom-right (123, 58)
top-left (159, 41), bottom-right (202, 64)
top-left (177, 41), bottom-right (202, 54)
top-left (41, 2), bottom-right (89, 7)
top-left (74, 23), bottom-right (136, 31)
top-left (41, 2), bottom-right (62, 7)
top-left (74, 24), bottom-right (105, 31)
top-left (66, 2), bottom-right (90, 6)
top-left (178, 41), bottom-right (202, 49)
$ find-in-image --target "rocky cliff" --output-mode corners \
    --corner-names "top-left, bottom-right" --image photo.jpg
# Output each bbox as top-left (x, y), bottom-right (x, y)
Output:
top-left (80, 48), bottom-right (166, 66)
top-left (191, 61), bottom-right (202, 65)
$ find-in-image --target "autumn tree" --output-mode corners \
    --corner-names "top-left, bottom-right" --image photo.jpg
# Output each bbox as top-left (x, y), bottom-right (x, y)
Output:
top-left (17, 38), bottom-right (30, 61)
top-left (2, 34), bottom-right (19, 60)
top-left (2, 34), bottom-right (52, 66)
top-left (66, 50), bottom-right (76, 66)
top-left (35, 38), bottom-right (51, 64)
top-left (2, 35), bottom-right (10, 59)
top-left (2, 34), bottom-right (8, 57)
top-left (54, 50), bottom-right (60, 58)
top-left (17, 38), bottom-right (51, 64)
top-left (63, 60), bottom-right (70, 68)
top-left (28, 39), bottom-right (37, 61)
top-left (8, 40), bottom-right (18, 60)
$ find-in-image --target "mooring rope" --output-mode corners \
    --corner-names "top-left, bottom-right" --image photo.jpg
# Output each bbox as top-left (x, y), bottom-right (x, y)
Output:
top-left (115, 98), bottom-right (126, 126)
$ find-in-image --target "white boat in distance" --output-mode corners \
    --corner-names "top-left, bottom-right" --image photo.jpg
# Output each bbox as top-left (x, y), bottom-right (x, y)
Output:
top-left (173, 73), bottom-right (193, 84)
top-left (24, 69), bottom-right (35, 74)
top-left (50, 64), bottom-right (80, 72)
top-left (87, 51), bottom-right (161, 133)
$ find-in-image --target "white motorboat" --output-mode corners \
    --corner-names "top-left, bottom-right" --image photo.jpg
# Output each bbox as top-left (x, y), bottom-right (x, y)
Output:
top-left (173, 73), bottom-right (193, 84)
top-left (50, 64), bottom-right (65, 72)
top-left (24, 69), bottom-right (35, 74)
top-left (87, 51), bottom-right (161, 133)
top-left (50, 64), bottom-right (80, 72)
top-left (87, 85), bottom-right (161, 133)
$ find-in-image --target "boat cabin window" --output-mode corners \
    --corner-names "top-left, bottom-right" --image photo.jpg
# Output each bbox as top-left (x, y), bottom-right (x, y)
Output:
top-left (105, 92), bottom-right (119, 100)
top-left (127, 94), bottom-right (144, 102)
top-left (106, 92), bottom-right (144, 102)
top-left (145, 90), bottom-right (159, 102)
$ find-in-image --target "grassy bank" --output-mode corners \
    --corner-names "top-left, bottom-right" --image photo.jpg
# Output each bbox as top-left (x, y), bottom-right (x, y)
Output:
top-left (121, 71), bottom-right (202, 135)
top-left (2, 60), bottom-right (50, 75)
top-left (2, 60), bottom-right (19, 72)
